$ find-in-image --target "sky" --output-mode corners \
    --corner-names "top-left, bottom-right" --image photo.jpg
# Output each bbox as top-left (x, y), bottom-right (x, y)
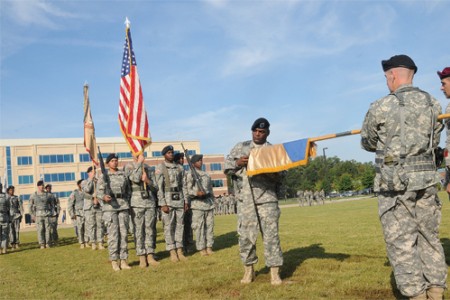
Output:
top-left (1, 0), bottom-right (450, 163)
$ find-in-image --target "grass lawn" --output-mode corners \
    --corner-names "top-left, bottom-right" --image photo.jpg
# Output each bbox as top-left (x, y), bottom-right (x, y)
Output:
top-left (2, 193), bottom-right (450, 299)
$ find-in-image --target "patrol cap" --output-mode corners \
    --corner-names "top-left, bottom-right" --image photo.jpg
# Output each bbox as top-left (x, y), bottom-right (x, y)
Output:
top-left (437, 67), bottom-right (450, 80)
top-left (77, 179), bottom-right (83, 185)
top-left (381, 54), bottom-right (417, 74)
top-left (6, 185), bottom-right (14, 192)
top-left (105, 153), bottom-right (118, 164)
top-left (86, 166), bottom-right (95, 173)
top-left (251, 117), bottom-right (270, 131)
top-left (174, 152), bottom-right (184, 161)
top-left (45, 184), bottom-right (52, 189)
top-left (161, 145), bottom-right (174, 155)
top-left (37, 180), bottom-right (44, 187)
top-left (191, 154), bottom-right (203, 164)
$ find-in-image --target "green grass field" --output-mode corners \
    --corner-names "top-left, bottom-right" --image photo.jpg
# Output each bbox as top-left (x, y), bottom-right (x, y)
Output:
top-left (2, 194), bottom-right (450, 299)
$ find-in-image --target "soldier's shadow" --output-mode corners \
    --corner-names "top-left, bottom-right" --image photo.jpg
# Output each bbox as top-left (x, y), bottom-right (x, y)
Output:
top-left (257, 243), bottom-right (350, 278)
top-left (440, 238), bottom-right (450, 265)
top-left (213, 231), bottom-right (238, 251)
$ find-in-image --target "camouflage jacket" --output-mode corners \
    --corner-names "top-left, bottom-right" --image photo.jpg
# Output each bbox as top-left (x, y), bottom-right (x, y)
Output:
top-left (155, 161), bottom-right (185, 208)
top-left (97, 168), bottom-right (130, 212)
top-left (30, 191), bottom-right (52, 217)
top-left (81, 178), bottom-right (99, 210)
top-left (8, 194), bottom-right (23, 220)
top-left (185, 168), bottom-right (214, 210)
top-left (0, 193), bottom-right (11, 223)
top-left (67, 189), bottom-right (84, 218)
top-left (125, 161), bottom-right (158, 208)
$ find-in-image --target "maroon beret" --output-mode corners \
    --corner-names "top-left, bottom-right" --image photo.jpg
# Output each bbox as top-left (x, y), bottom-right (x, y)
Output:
top-left (437, 67), bottom-right (450, 80)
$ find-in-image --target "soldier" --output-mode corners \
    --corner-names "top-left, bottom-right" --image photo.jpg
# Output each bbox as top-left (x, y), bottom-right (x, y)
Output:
top-left (45, 184), bottom-right (60, 246)
top-left (296, 190), bottom-right (303, 207)
top-left (30, 180), bottom-right (52, 248)
top-left (0, 183), bottom-right (11, 254)
top-left (185, 154), bottom-right (215, 256)
top-left (176, 152), bottom-right (193, 254)
top-left (97, 153), bottom-right (131, 271)
top-left (82, 166), bottom-right (104, 250)
top-left (437, 67), bottom-right (450, 200)
top-left (229, 193), bottom-right (237, 214)
top-left (155, 145), bottom-right (187, 262)
top-left (224, 117), bottom-right (284, 285)
top-left (319, 189), bottom-right (325, 205)
top-left (125, 153), bottom-right (160, 268)
top-left (68, 180), bottom-right (87, 248)
top-left (7, 186), bottom-right (23, 249)
top-left (361, 55), bottom-right (447, 300)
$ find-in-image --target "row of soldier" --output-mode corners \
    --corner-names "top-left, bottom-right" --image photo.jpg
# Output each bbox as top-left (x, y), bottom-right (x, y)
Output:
top-left (0, 185), bottom-right (25, 253)
top-left (214, 193), bottom-right (237, 215)
top-left (296, 189), bottom-right (325, 206)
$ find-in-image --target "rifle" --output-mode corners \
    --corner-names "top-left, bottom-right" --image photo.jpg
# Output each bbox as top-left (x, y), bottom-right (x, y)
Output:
top-left (181, 143), bottom-right (206, 195)
top-left (97, 146), bottom-right (113, 197)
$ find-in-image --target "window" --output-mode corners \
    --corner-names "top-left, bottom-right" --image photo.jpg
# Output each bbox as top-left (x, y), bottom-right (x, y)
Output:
top-left (39, 154), bottom-right (74, 164)
top-left (21, 194), bottom-right (31, 201)
top-left (18, 156), bottom-right (33, 165)
top-left (18, 175), bottom-right (34, 185)
top-left (210, 163), bottom-right (222, 171)
top-left (80, 172), bottom-right (88, 180)
top-left (44, 172), bottom-right (75, 183)
top-left (187, 150), bottom-right (196, 156)
top-left (183, 165), bottom-right (189, 171)
top-left (55, 191), bottom-right (72, 198)
top-left (79, 154), bottom-right (91, 162)
top-left (152, 151), bottom-right (162, 157)
top-left (117, 152), bottom-right (132, 159)
top-left (201, 165), bottom-right (206, 171)
top-left (212, 180), bottom-right (224, 187)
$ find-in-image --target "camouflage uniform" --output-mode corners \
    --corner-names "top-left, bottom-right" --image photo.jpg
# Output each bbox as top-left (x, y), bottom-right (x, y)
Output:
top-left (68, 188), bottom-right (86, 245)
top-left (48, 192), bottom-right (60, 244)
top-left (361, 84), bottom-right (447, 297)
top-left (97, 168), bottom-right (130, 261)
top-left (0, 192), bottom-right (11, 251)
top-left (225, 140), bottom-right (283, 267)
top-left (156, 161), bottom-right (185, 251)
top-left (185, 168), bottom-right (215, 251)
top-left (82, 177), bottom-right (103, 245)
top-left (125, 161), bottom-right (158, 257)
top-left (30, 191), bottom-right (52, 247)
top-left (8, 193), bottom-right (23, 247)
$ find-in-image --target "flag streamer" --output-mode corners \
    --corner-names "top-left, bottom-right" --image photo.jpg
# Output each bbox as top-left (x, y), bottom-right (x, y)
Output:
top-left (83, 83), bottom-right (98, 165)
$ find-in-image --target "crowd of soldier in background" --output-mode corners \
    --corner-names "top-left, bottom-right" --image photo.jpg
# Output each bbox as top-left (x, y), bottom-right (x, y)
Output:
top-left (295, 189), bottom-right (325, 207)
top-left (214, 193), bottom-right (237, 215)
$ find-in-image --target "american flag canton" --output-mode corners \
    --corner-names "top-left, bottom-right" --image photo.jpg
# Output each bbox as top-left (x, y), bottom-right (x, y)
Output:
top-left (121, 29), bottom-right (137, 77)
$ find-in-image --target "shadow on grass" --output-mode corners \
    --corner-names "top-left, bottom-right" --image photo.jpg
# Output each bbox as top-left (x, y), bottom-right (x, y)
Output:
top-left (389, 272), bottom-right (403, 299)
top-left (440, 238), bottom-right (450, 265)
top-left (214, 231), bottom-right (238, 251)
top-left (276, 243), bottom-right (350, 278)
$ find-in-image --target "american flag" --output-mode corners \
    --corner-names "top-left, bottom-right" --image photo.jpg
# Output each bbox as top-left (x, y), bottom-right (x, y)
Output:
top-left (119, 19), bottom-right (151, 155)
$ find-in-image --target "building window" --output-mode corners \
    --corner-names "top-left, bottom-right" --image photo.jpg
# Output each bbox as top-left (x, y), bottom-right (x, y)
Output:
top-left (80, 172), bottom-right (89, 180)
top-left (117, 152), bottom-right (132, 159)
top-left (55, 191), bottom-right (72, 198)
top-left (6, 146), bottom-right (13, 185)
top-left (210, 163), bottom-right (222, 171)
top-left (212, 180), bottom-right (224, 187)
top-left (18, 156), bottom-right (33, 165)
top-left (183, 165), bottom-right (189, 171)
top-left (79, 154), bottom-right (91, 162)
top-left (187, 150), bottom-right (196, 156)
top-left (201, 165), bottom-right (206, 171)
top-left (44, 172), bottom-right (75, 183)
top-left (21, 194), bottom-right (31, 201)
top-left (152, 151), bottom-right (162, 157)
top-left (18, 175), bottom-right (34, 185)
top-left (39, 154), bottom-right (74, 164)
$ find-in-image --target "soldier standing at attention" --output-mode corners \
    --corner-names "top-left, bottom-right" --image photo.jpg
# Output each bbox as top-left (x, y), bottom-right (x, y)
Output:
top-left (0, 183), bottom-right (11, 254)
top-left (176, 152), bottom-right (193, 254)
top-left (224, 117), bottom-right (284, 285)
top-left (185, 154), bottom-right (215, 256)
top-left (97, 153), bottom-right (131, 271)
top-left (125, 153), bottom-right (160, 268)
top-left (30, 180), bottom-right (52, 249)
top-left (68, 180), bottom-right (87, 248)
top-left (82, 166), bottom-right (104, 250)
top-left (45, 184), bottom-right (60, 246)
top-left (437, 67), bottom-right (450, 200)
top-left (155, 145), bottom-right (187, 262)
top-left (7, 186), bottom-right (23, 249)
top-left (361, 54), bottom-right (447, 300)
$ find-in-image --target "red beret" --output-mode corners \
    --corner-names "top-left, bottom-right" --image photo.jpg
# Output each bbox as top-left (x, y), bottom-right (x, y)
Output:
top-left (437, 67), bottom-right (450, 80)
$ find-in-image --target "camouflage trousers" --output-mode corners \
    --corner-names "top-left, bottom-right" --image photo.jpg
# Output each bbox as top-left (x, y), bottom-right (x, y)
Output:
top-left (74, 215), bottom-right (86, 244)
top-left (0, 222), bottom-right (9, 249)
top-left (85, 208), bottom-right (103, 243)
top-left (379, 186), bottom-right (447, 297)
top-left (49, 216), bottom-right (58, 244)
top-left (238, 201), bottom-right (283, 267)
top-left (9, 217), bottom-right (21, 245)
top-left (35, 216), bottom-right (51, 246)
top-left (161, 207), bottom-right (184, 251)
top-left (130, 207), bottom-right (157, 256)
top-left (191, 209), bottom-right (214, 251)
top-left (103, 210), bottom-right (129, 261)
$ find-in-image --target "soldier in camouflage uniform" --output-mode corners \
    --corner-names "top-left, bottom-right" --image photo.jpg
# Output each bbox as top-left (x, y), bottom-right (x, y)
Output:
top-left (30, 180), bottom-right (52, 249)
top-left (45, 184), bottom-right (60, 246)
top-left (185, 154), bottom-right (215, 256)
top-left (82, 166), bottom-right (104, 250)
top-left (224, 117), bottom-right (283, 285)
top-left (155, 145), bottom-right (187, 262)
top-left (68, 180), bottom-right (87, 248)
top-left (0, 183), bottom-right (11, 254)
top-left (7, 186), bottom-right (23, 249)
top-left (437, 67), bottom-right (450, 201)
top-left (361, 55), bottom-right (447, 300)
top-left (97, 153), bottom-right (131, 271)
top-left (125, 153), bottom-right (160, 268)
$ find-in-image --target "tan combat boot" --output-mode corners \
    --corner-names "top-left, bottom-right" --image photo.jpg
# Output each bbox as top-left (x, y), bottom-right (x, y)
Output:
top-left (91, 243), bottom-right (97, 250)
top-left (170, 249), bottom-right (179, 262)
top-left (177, 248), bottom-right (188, 261)
top-left (206, 247), bottom-right (214, 255)
top-left (15, 244), bottom-right (20, 250)
top-left (139, 255), bottom-right (148, 268)
top-left (427, 287), bottom-right (444, 300)
top-left (98, 243), bottom-right (105, 250)
top-left (240, 265), bottom-right (255, 284)
top-left (270, 267), bottom-right (282, 285)
top-left (111, 260), bottom-right (121, 271)
top-left (80, 243), bottom-right (85, 249)
top-left (147, 254), bottom-right (160, 266)
top-left (1, 248), bottom-right (6, 254)
top-left (200, 249), bottom-right (208, 256)
top-left (410, 292), bottom-right (427, 300)
top-left (120, 259), bottom-right (131, 270)
top-left (40, 244), bottom-right (45, 249)
top-left (45, 244), bottom-right (50, 248)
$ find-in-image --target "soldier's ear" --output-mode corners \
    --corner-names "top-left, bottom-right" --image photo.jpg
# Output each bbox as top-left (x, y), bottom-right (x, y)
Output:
top-left (266, 129), bottom-right (270, 137)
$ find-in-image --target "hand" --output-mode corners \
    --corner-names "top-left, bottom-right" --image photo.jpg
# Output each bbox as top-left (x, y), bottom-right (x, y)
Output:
top-left (137, 153), bottom-right (145, 163)
top-left (93, 198), bottom-right (99, 206)
top-left (161, 205), bottom-right (169, 214)
top-left (103, 195), bottom-right (112, 203)
top-left (197, 191), bottom-right (206, 198)
top-left (236, 156), bottom-right (249, 167)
